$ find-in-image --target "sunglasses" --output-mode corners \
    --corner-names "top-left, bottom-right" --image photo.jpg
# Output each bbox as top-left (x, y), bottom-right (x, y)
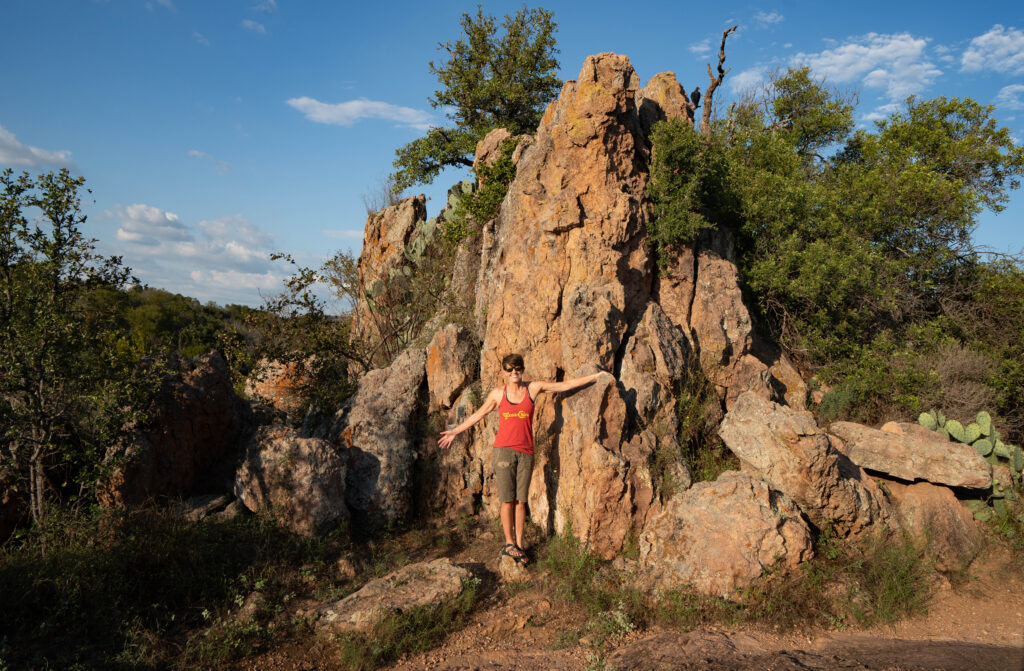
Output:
top-left (503, 365), bottom-right (525, 373)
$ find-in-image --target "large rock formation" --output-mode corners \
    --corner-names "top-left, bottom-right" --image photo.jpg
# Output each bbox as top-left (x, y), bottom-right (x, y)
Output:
top-left (718, 392), bottom-right (894, 537)
top-left (425, 324), bottom-right (478, 412)
top-left (639, 471), bottom-right (813, 598)
top-left (234, 426), bottom-right (348, 537)
top-left (829, 421), bottom-right (992, 489)
top-left (349, 194), bottom-right (427, 365)
top-left (317, 558), bottom-right (471, 632)
top-left (886, 481), bottom-right (983, 573)
top-left (100, 352), bottom-right (251, 507)
top-left (332, 347), bottom-right (427, 529)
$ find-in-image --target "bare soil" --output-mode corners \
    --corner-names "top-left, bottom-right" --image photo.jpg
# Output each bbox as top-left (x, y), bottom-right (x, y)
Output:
top-left (239, 520), bottom-right (1024, 671)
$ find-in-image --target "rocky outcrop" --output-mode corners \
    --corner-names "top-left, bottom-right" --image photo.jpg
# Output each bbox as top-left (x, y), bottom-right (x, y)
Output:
top-left (349, 194), bottom-right (427, 362)
top-left (886, 481), bottom-right (983, 573)
top-left (234, 426), bottom-right (348, 537)
top-left (829, 421), bottom-right (992, 489)
top-left (100, 352), bottom-right (251, 507)
top-left (317, 558), bottom-right (470, 632)
top-left (332, 347), bottom-right (427, 529)
top-left (426, 324), bottom-right (478, 412)
top-left (659, 228), bottom-right (807, 411)
top-left (640, 471), bottom-right (813, 598)
top-left (718, 392), bottom-right (894, 536)
top-left (244, 359), bottom-right (307, 416)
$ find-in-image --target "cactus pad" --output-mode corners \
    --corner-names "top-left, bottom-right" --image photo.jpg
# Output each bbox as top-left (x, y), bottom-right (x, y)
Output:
top-left (919, 412), bottom-right (937, 430)
top-left (973, 439), bottom-right (993, 456)
top-left (937, 410), bottom-right (946, 428)
top-left (946, 419), bottom-right (965, 442)
top-left (964, 423), bottom-right (982, 444)
top-left (994, 442), bottom-right (1012, 459)
top-left (976, 411), bottom-right (992, 435)
top-left (1011, 446), bottom-right (1024, 474)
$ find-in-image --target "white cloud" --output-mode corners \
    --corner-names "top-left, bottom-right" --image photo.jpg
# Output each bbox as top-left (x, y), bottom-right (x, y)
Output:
top-left (860, 102), bottom-right (901, 123)
top-left (0, 125), bottom-right (75, 169)
top-left (287, 96), bottom-right (433, 130)
top-left (192, 31), bottom-right (210, 46)
top-left (689, 38), bottom-right (712, 56)
top-left (322, 229), bottom-right (365, 240)
top-left (112, 204), bottom-right (191, 245)
top-left (996, 84), bottom-right (1024, 110)
top-left (241, 19), bottom-right (266, 34)
top-left (251, 0), bottom-right (277, 12)
top-left (187, 149), bottom-right (231, 174)
top-left (728, 68), bottom-right (765, 94)
top-left (792, 32), bottom-right (941, 101)
top-left (753, 10), bottom-right (783, 28)
top-left (961, 25), bottom-right (1024, 74)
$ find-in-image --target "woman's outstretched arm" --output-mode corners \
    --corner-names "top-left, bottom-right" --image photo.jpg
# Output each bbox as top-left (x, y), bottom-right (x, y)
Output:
top-left (438, 387), bottom-right (502, 448)
top-left (529, 371), bottom-right (606, 396)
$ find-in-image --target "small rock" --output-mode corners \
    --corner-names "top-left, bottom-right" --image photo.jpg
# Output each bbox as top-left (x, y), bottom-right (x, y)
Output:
top-left (236, 591), bottom-right (266, 623)
top-left (335, 555), bottom-right (358, 581)
top-left (499, 554), bottom-right (530, 582)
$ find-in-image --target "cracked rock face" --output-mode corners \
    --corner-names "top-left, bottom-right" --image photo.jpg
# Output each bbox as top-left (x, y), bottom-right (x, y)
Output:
top-left (640, 471), bottom-right (813, 598)
top-left (718, 392), bottom-right (894, 537)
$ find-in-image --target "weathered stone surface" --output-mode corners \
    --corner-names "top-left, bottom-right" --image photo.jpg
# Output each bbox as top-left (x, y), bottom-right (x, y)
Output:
top-left (100, 352), bottom-right (251, 507)
top-left (244, 359), bottom-right (307, 416)
top-left (498, 554), bottom-right (531, 582)
top-left (333, 346), bottom-right (427, 529)
top-left (426, 324), bottom-right (478, 412)
top-left (436, 387), bottom-right (487, 517)
top-left (718, 392), bottom-right (894, 536)
top-left (317, 558), bottom-right (470, 632)
top-left (173, 493), bottom-right (232, 522)
top-left (469, 55), bottom-right (662, 550)
top-left (542, 368), bottom-right (659, 558)
top-left (349, 194), bottom-right (427, 365)
top-left (640, 471), bottom-right (813, 598)
top-left (886, 481), bottom-right (983, 572)
top-left (619, 302), bottom-right (690, 427)
top-left (234, 426), bottom-right (348, 537)
top-left (829, 421), bottom-right (992, 489)
top-left (635, 71), bottom-right (693, 135)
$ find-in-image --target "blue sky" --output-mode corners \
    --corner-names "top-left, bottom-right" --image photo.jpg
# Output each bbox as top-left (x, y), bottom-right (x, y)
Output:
top-left (2, 0), bottom-right (1022, 306)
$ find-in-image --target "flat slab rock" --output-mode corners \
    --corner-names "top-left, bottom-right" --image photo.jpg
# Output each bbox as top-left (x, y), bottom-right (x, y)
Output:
top-left (829, 421), bottom-right (992, 489)
top-left (317, 558), bottom-right (470, 632)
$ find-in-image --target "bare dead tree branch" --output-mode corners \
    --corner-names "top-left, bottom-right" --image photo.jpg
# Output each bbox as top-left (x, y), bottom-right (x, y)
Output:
top-left (700, 25), bottom-right (738, 139)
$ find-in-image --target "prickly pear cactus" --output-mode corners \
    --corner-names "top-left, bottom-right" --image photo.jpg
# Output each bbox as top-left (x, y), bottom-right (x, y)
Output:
top-left (964, 423), bottom-right (982, 444)
top-left (973, 438), bottom-right (993, 457)
top-left (919, 412), bottom-right (937, 430)
top-left (995, 442), bottom-right (1012, 460)
top-left (1012, 446), bottom-right (1024, 474)
top-left (977, 411), bottom-right (992, 436)
top-left (946, 419), bottom-right (965, 443)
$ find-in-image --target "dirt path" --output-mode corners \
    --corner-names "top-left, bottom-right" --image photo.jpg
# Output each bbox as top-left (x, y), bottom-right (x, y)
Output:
top-left (242, 524), bottom-right (1024, 671)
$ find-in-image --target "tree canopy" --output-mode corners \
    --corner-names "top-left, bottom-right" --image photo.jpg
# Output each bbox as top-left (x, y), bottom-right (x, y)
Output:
top-left (391, 6), bottom-right (560, 192)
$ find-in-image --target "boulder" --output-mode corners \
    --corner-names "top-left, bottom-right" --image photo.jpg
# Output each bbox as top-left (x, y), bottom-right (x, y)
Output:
top-left (436, 387), bottom-right (487, 517)
top-left (886, 481), bottom-right (984, 573)
top-left (498, 554), bottom-right (531, 582)
top-left (829, 421), bottom-right (992, 489)
top-left (639, 471), bottom-right (813, 598)
top-left (718, 392), bottom-right (894, 537)
top-left (317, 558), bottom-right (471, 632)
top-left (333, 346), bottom-right (427, 529)
top-left (425, 324), bottom-right (478, 412)
top-left (244, 359), bottom-right (307, 416)
top-left (100, 352), bottom-right (251, 507)
top-left (234, 426), bottom-right (348, 537)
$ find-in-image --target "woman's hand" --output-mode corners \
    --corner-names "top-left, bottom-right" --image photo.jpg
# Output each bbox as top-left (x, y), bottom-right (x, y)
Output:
top-left (438, 428), bottom-right (459, 449)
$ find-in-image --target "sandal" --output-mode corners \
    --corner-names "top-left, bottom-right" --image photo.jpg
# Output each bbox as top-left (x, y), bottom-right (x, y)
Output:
top-left (500, 543), bottom-right (529, 566)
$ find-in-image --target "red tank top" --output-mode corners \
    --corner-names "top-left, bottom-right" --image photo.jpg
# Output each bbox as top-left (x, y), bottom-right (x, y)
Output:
top-left (493, 385), bottom-right (535, 455)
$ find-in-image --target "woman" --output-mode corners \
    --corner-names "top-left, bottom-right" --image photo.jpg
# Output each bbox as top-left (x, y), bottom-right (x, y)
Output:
top-left (438, 353), bottom-right (603, 565)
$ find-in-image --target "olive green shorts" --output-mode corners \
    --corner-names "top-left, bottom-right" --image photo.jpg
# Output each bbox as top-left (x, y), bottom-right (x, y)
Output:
top-left (492, 447), bottom-right (534, 503)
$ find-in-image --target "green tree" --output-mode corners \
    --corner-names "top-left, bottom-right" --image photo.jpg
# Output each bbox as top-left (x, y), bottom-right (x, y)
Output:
top-left (0, 169), bottom-right (155, 525)
top-left (391, 5), bottom-right (560, 191)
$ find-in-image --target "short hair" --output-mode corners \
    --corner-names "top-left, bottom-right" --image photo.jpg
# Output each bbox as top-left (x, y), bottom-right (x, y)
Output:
top-left (501, 353), bottom-right (525, 370)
